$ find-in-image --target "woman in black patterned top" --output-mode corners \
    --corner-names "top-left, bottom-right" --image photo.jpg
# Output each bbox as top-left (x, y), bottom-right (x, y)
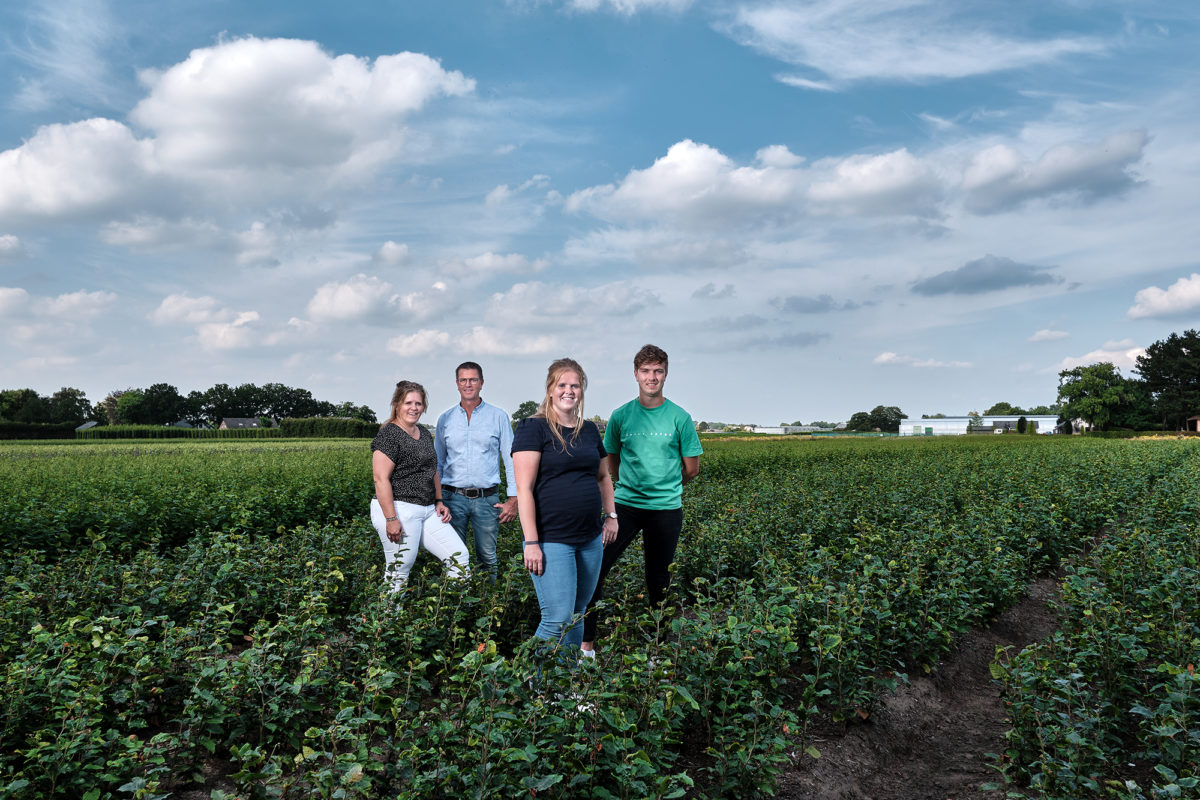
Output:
top-left (370, 380), bottom-right (469, 592)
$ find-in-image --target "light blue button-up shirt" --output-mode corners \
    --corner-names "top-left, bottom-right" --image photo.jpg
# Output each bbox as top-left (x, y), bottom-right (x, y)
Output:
top-left (434, 398), bottom-right (516, 491)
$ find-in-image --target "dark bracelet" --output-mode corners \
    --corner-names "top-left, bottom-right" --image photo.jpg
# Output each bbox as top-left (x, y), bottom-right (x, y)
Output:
top-left (434, 498), bottom-right (444, 503)
top-left (523, 540), bottom-right (541, 547)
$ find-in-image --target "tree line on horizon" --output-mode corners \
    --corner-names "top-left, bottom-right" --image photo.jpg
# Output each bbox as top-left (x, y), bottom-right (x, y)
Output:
top-left (5, 329), bottom-right (1194, 435)
top-left (0, 382), bottom-right (377, 429)
top-left (1056, 329), bottom-right (1200, 432)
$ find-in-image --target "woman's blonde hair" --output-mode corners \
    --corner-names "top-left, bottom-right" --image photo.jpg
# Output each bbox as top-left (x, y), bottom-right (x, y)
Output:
top-left (535, 357), bottom-right (587, 450)
top-left (382, 380), bottom-right (427, 428)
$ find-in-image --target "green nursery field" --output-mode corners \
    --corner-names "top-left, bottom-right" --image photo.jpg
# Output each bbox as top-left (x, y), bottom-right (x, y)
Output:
top-left (0, 436), bottom-right (1196, 799)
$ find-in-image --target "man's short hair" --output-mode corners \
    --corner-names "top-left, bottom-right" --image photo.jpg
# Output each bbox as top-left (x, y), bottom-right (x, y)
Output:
top-left (456, 361), bottom-right (484, 380)
top-left (633, 344), bottom-right (668, 371)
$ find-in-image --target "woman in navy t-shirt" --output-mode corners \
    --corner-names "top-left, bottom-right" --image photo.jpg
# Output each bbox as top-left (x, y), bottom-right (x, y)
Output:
top-left (512, 358), bottom-right (618, 651)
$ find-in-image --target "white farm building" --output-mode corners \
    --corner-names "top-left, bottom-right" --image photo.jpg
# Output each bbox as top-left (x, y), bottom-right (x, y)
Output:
top-left (900, 415), bottom-right (1061, 436)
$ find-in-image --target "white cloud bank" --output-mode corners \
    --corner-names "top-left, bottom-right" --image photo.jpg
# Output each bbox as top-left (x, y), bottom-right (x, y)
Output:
top-left (1127, 273), bottom-right (1200, 319)
top-left (564, 133), bottom-right (1144, 233)
top-left (0, 37), bottom-right (475, 221)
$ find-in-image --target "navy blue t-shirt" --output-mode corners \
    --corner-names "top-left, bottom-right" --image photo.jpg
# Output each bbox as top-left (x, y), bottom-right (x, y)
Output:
top-left (511, 417), bottom-right (606, 545)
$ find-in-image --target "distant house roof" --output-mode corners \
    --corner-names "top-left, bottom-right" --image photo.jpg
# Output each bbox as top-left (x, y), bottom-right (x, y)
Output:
top-left (219, 417), bottom-right (263, 429)
top-left (75, 420), bottom-right (98, 431)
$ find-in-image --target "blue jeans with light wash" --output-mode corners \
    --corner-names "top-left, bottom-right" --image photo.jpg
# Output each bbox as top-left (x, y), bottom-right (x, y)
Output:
top-left (443, 491), bottom-right (501, 581)
top-left (529, 535), bottom-right (604, 650)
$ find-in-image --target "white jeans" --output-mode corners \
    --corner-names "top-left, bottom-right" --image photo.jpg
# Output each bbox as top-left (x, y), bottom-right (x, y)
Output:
top-left (370, 498), bottom-right (469, 592)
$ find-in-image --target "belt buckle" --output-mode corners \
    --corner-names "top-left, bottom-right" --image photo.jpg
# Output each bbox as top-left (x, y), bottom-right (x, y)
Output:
top-left (465, 488), bottom-right (482, 499)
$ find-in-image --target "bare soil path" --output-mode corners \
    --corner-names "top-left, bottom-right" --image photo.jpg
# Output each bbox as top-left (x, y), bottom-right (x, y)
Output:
top-left (776, 577), bottom-right (1061, 800)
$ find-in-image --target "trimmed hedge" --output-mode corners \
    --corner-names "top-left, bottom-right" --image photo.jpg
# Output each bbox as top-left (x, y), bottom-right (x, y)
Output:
top-left (278, 417), bottom-right (377, 437)
top-left (0, 421), bottom-right (78, 440)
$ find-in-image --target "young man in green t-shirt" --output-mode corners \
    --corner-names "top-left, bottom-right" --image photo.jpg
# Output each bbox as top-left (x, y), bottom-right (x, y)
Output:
top-left (581, 344), bottom-right (703, 656)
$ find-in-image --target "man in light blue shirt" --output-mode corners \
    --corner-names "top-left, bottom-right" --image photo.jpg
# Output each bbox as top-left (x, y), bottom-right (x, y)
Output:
top-left (434, 361), bottom-right (518, 580)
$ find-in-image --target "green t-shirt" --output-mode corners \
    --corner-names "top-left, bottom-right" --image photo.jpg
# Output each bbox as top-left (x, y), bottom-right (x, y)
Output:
top-left (604, 397), bottom-right (703, 510)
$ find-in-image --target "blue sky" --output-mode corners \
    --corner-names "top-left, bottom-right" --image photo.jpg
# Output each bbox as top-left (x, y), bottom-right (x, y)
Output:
top-left (2, 0), bottom-right (1198, 424)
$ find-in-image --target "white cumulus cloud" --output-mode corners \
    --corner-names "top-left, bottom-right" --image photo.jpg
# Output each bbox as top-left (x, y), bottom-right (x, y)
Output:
top-left (197, 311), bottom-right (261, 350)
top-left (440, 252), bottom-right (549, 278)
top-left (0, 118), bottom-right (156, 218)
top-left (131, 37), bottom-right (474, 176)
top-left (150, 293), bottom-right (222, 325)
top-left (1127, 273), bottom-right (1200, 319)
top-left (874, 351), bottom-right (972, 368)
top-left (0, 235), bottom-right (23, 258)
top-left (566, 0), bottom-right (692, 14)
top-left (0, 37), bottom-right (475, 222)
top-left (486, 281), bottom-right (660, 321)
top-left (308, 274), bottom-right (393, 321)
top-left (1055, 340), bottom-right (1145, 371)
top-left (386, 328), bottom-right (454, 357)
top-left (35, 289), bottom-right (117, 319)
top-left (962, 130), bottom-right (1147, 214)
top-left (567, 139), bottom-right (801, 225)
top-left (374, 241), bottom-right (410, 265)
top-left (807, 148), bottom-right (941, 216)
top-left (0, 287), bottom-right (32, 315)
top-left (385, 325), bottom-right (557, 358)
top-left (307, 274), bottom-right (452, 323)
top-left (567, 139), bottom-right (944, 227)
top-left (1029, 328), bottom-right (1070, 342)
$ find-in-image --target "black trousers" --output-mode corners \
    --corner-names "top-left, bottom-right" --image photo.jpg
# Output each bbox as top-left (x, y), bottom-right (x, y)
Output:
top-left (582, 502), bottom-right (683, 643)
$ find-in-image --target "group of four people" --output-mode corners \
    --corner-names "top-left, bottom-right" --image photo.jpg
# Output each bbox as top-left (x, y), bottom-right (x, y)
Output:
top-left (368, 344), bottom-right (703, 656)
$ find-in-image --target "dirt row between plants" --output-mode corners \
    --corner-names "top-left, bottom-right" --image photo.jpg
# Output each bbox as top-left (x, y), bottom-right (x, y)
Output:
top-left (776, 576), bottom-right (1062, 800)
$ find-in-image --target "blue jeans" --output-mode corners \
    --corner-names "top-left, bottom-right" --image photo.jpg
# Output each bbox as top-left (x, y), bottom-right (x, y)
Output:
top-left (443, 491), bottom-right (501, 581)
top-left (529, 536), bottom-right (604, 649)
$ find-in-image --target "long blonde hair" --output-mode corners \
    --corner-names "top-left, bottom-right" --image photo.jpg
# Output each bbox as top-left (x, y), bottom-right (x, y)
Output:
top-left (382, 380), bottom-right (427, 428)
top-left (535, 357), bottom-right (586, 450)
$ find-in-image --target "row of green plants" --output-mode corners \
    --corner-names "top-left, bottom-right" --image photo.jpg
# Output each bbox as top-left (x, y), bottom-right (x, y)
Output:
top-left (0, 440), bottom-right (368, 554)
top-left (0, 436), bottom-right (1195, 797)
top-left (989, 446), bottom-right (1200, 797)
top-left (77, 425), bottom-right (284, 440)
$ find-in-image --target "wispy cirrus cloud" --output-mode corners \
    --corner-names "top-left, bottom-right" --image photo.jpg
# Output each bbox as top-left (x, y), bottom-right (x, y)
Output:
top-left (721, 0), bottom-right (1107, 88)
top-left (10, 0), bottom-right (122, 112)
